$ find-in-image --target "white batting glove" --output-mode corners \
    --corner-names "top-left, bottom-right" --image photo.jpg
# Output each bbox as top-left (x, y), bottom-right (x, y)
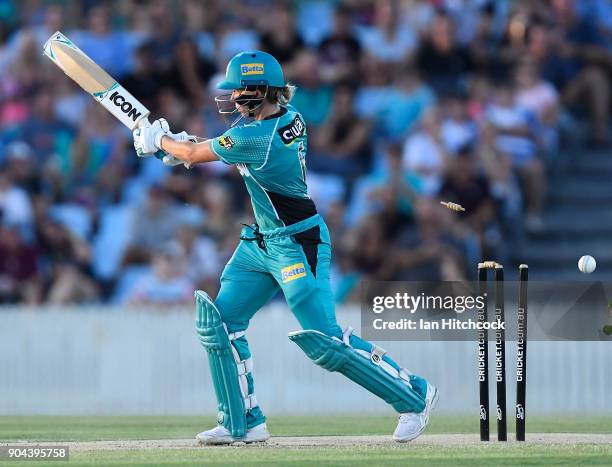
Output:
top-left (161, 131), bottom-right (199, 168)
top-left (133, 118), bottom-right (170, 157)
top-left (169, 130), bottom-right (198, 143)
top-left (161, 155), bottom-right (184, 166)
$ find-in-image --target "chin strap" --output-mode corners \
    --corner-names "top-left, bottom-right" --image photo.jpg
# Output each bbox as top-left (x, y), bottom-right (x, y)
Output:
top-left (246, 99), bottom-right (265, 118)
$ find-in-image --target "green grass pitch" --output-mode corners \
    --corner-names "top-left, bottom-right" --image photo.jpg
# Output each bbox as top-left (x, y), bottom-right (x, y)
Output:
top-left (1, 415), bottom-right (611, 466)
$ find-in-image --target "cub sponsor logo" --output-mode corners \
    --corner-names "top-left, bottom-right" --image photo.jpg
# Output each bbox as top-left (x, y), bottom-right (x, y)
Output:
top-left (241, 63), bottom-right (265, 75)
top-left (281, 262), bottom-right (307, 283)
top-left (277, 115), bottom-right (306, 144)
top-left (218, 135), bottom-right (235, 149)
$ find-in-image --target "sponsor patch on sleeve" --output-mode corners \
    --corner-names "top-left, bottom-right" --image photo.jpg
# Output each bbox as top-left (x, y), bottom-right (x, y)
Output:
top-left (281, 262), bottom-right (307, 283)
top-left (218, 135), bottom-right (235, 150)
top-left (277, 115), bottom-right (306, 144)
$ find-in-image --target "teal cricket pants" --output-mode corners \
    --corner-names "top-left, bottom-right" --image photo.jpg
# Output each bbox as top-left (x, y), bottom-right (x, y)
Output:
top-left (212, 214), bottom-right (428, 428)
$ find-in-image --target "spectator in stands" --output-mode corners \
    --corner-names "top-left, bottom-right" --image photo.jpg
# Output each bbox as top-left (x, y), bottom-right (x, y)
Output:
top-left (465, 74), bottom-right (491, 124)
top-left (143, 3), bottom-right (180, 71)
top-left (0, 226), bottom-right (40, 304)
top-left (358, 0), bottom-right (418, 64)
top-left (311, 85), bottom-right (372, 181)
top-left (122, 43), bottom-right (164, 112)
top-left (401, 0), bottom-right (436, 37)
top-left (392, 199), bottom-right (469, 281)
top-left (439, 145), bottom-right (497, 250)
top-left (181, 0), bottom-right (217, 60)
top-left (402, 107), bottom-right (450, 197)
top-left (0, 166), bottom-right (34, 233)
top-left (469, 2), bottom-right (511, 82)
top-left (385, 68), bottom-right (435, 140)
top-left (353, 56), bottom-right (396, 136)
top-left (37, 219), bottom-right (99, 304)
top-left (318, 5), bottom-right (362, 86)
top-left (514, 59), bottom-right (560, 152)
top-left (4, 141), bottom-right (41, 196)
top-left (0, 31), bottom-right (43, 127)
top-left (123, 184), bottom-right (187, 264)
top-left (477, 118), bottom-right (523, 227)
top-left (485, 83), bottom-right (546, 232)
top-left (348, 214), bottom-right (395, 281)
top-left (61, 104), bottom-right (129, 202)
top-left (19, 89), bottom-right (74, 165)
top-left (156, 87), bottom-right (190, 131)
top-left (348, 202), bottom-right (467, 283)
top-left (126, 242), bottom-right (194, 306)
top-left (441, 94), bottom-right (477, 154)
top-left (73, 5), bottom-right (131, 78)
top-left (289, 50), bottom-right (334, 126)
top-left (417, 12), bottom-right (473, 96)
top-left (348, 143), bottom-right (421, 227)
top-left (550, 0), bottom-right (610, 144)
top-left (30, 4), bottom-right (65, 48)
top-left (524, 13), bottom-right (610, 144)
top-left (172, 225), bottom-right (221, 294)
top-left (259, 2), bottom-right (304, 71)
top-left (590, 0), bottom-right (612, 50)
top-left (195, 180), bottom-right (242, 260)
top-left (162, 36), bottom-right (216, 108)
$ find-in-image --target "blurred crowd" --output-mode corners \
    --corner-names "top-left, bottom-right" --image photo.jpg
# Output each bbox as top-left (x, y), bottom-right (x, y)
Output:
top-left (0, 0), bottom-right (610, 305)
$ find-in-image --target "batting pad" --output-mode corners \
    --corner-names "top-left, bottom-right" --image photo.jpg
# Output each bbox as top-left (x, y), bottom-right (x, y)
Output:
top-left (195, 291), bottom-right (247, 438)
top-left (289, 329), bottom-right (425, 413)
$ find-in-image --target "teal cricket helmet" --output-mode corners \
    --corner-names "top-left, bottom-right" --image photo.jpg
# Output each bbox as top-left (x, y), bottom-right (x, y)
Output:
top-left (217, 51), bottom-right (285, 90)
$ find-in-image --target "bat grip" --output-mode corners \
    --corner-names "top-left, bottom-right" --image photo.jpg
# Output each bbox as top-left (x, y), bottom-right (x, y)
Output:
top-left (137, 117), bottom-right (168, 161)
top-left (153, 150), bottom-right (167, 160)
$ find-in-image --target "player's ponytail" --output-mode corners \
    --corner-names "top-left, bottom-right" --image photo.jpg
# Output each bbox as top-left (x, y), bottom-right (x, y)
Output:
top-left (265, 84), bottom-right (296, 105)
top-left (277, 84), bottom-right (296, 105)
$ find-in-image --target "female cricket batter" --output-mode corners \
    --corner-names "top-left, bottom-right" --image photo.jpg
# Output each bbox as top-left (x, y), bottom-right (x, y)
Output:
top-left (133, 51), bottom-right (438, 444)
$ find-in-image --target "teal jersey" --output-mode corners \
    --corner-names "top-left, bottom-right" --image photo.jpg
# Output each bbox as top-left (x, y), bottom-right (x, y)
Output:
top-left (211, 105), bottom-right (315, 231)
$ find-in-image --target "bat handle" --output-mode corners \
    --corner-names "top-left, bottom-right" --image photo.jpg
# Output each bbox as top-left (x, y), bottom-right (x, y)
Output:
top-left (153, 150), bottom-right (167, 161)
top-left (137, 117), bottom-right (167, 161)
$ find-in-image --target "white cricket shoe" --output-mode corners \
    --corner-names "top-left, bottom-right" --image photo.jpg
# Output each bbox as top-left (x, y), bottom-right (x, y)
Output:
top-left (393, 382), bottom-right (439, 442)
top-left (196, 422), bottom-right (270, 445)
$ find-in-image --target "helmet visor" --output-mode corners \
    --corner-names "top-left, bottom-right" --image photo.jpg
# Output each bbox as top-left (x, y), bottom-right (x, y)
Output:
top-left (214, 93), bottom-right (238, 114)
top-left (214, 86), bottom-right (267, 115)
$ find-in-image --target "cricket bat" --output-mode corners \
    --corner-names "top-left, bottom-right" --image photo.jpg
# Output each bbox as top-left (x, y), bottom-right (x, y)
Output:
top-left (43, 31), bottom-right (151, 131)
top-left (42, 30), bottom-right (182, 161)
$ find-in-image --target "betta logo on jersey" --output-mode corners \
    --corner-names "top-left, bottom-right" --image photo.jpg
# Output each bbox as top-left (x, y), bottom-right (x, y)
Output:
top-left (241, 63), bottom-right (265, 75)
top-left (281, 263), bottom-right (307, 283)
top-left (218, 135), bottom-right (235, 149)
top-left (108, 90), bottom-right (143, 122)
top-left (277, 115), bottom-right (306, 144)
